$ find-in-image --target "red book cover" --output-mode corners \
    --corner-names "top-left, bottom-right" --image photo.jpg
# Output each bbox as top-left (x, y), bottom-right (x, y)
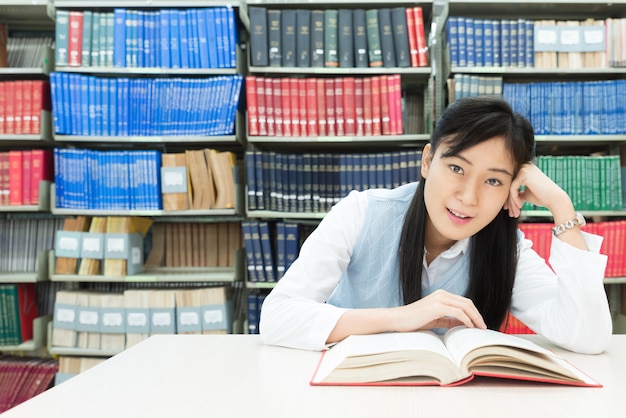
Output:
top-left (68, 11), bottom-right (84, 66)
top-left (245, 76), bottom-right (260, 136)
top-left (386, 75), bottom-right (397, 135)
top-left (298, 78), bottom-right (308, 136)
top-left (30, 149), bottom-right (52, 205)
top-left (354, 78), bottom-right (364, 136)
top-left (289, 78), bottom-right (300, 136)
top-left (21, 150), bottom-right (31, 206)
top-left (281, 78), bottom-right (292, 136)
top-left (316, 78), bottom-right (327, 136)
top-left (363, 77), bottom-right (373, 136)
top-left (0, 82), bottom-right (5, 134)
top-left (379, 75), bottom-right (391, 135)
top-left (18, 283), bottom-right (38, 342)
top-left (272, 78), bottom-right (284, 136)
top-left (264, 77), bottom-right (275, 136)
top-left (0, 151), bottom-right (8, 205)
top-left (405, 7), bottom-right (420, 67)
top-left (8, 150), bottom-right (23, 205)
top-left (371, 76), bottom-right (382, 136)
top-left (390, 74), bottom-right (403, 134)
top-left (22, 80), bottom-right (33, 135)
top-left (256, 76), bottom-right (268, 136)
top-left (334, 77), bottom-right (345, 136)
top-left (306, 78), bottom-right (318, 136)
top-left (325, 78), bottom-right (336, 136)
top-left (4, 81), bottom-right (14, 134)
top-left (343, 77), bottom-right (356, 136)
top-left (413, 7), bottom-right (428, 66)
top-left (14, 80), bottom-right (24, 134)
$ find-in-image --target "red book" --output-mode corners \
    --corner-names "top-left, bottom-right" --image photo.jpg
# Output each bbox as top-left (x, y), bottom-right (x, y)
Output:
top-left (21, 150), bottom-right (32, 206)
top-left (379, 75), bottom-right (391, 135)
top-left (289, 78), bottom-right (300, 136)
top-left (392, 75), bottom-right (403, 134)
top-left (30, 149), bottom-right (53, 205)
top-left (272, 78), bottom-right (284, 136)
top-left (264, 77), bottom-right (275, 136)
top-left (22, 80), bottom-right (33, 135)
top-left (4, 81), bottom-right (14, 134)
top-left (8, 150), bottom-right (23, 205)
top-left (354, 78), bottom-right (364, 136)
top-left (325, 78), bottom-right (336, 136)
top-left (31, 80), bottom-right (50, 135)
top-left (316, 78), bottom-right (327, 136)
top-left (306, 78), bottom-right (318, 136)
top-left (281, 78), bottom-right (292, 136)
top-left (413, 7), bottom-right (428, 66)
top-left (256, 76), bottom-right (268, 136)
top-left (343, 77), bottom-right (356, 136)
top-left (0, 151), bottom-right (8, 205)
top-left (370, 76), bottom-right (382, 136)
top-left (17, 283), bottom-right (38, 342)
top-left (14, 80), bottom-right (24, 134)
top-left (334, 77), bottom-right (345, 136)
top-left (298, 78), bottom-right (307, 136)
top-left (68, 11), bottom-right (84, 66)
top-left (405, 8), bottom-right (420, 67)
top-left (386, 76), bottom-right (397, 135)
top-left (245, 76), bottom-right (260, 136)
top-left (362, 77), bottom-right (373, 136)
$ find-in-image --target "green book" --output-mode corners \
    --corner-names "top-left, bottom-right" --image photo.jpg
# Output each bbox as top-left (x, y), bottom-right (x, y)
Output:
top-left (324, 9), bottom-right (339, 67)
top-left (365, 9), bottom-right (383, 67)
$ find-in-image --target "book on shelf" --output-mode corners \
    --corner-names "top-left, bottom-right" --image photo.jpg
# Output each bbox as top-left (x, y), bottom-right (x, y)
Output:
top-left (311, 326), bottom-right (601, 387)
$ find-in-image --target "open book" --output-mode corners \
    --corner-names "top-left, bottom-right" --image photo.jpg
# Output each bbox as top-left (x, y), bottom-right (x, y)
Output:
top-left (310, 326), bottom-right (601, 387)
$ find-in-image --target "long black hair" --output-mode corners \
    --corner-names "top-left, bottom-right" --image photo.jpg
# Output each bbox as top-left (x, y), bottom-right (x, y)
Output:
top-left (398, 96), bottom-right (536, 330)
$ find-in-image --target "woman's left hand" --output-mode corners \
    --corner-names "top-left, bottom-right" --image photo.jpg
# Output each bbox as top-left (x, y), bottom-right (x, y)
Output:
top-left (504, 163), bottom-right (571, 218)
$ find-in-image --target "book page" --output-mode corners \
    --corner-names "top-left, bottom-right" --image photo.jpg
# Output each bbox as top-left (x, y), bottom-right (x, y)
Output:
top-left (312, 331), bottom-right (456, 383)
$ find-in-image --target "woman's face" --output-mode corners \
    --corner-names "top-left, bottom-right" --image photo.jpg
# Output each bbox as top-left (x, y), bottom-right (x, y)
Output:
top-left (421, 136), bottom-right (516, 249)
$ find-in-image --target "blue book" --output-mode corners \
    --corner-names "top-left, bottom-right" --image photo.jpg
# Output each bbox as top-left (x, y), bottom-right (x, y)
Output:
top-left (116, 78), bottom-right (129, 136)
top-left (225, 6), bottom-right (237, 68)
top-left (508, 19), bottom-right (518, 67)
top-left (168, 10), bottom-right (180, 68)
top-left (178, 10), bottom-right (190, 68)
top-left (483, 19), bottom-right (493, 67)
top-left (49, 72), bottom-right (63, 133)
top-left (135, 11), bottom-right (145, 67)
top-left (113, 9), bottom-right (126, 67)
top-left (250, 222), bottom-right (266, 282)
top-left (108, 78), bottom-right (117, 136)
top-left (474, 18), bottom-right (484, 66)
top-left (159, 9), bottom-right (170, 68)
top-left (105, 12), bottom-right (115, 67)
top-left (457, 17), bottom-right (466, 67)
top-left (55, 10), bottom-right (70, 66)
top-left (492, 20), bottom-right (501, 67)
top-left (205, 8), bottom-right (219, 68)
top-left (383, 153), bottom-right (392, 189)
top-left (60, 72), bottom-right (73, 135)
top-left (258, 221), bottom-right (276, 282)
top-left (516, 19), bottom-right (525, 68)
top-left (447, 17), bottom-right (459, 67)
top-left (214, 7), bottom-right (226, 68)
top-left (125, 10), bottom-right (138, 67)
top-left (196, 8), bottom-right (209, 68)
top-left (302, 153), bottom-right (312, 212)
top-left (187, 9), bottom-right (199, 68)
top-left (254, 150), bottom-right (265, 210)
top-left (275, 222), bottom-right (286, 280)
top-left (246, 294), bottom-right (259, 334)
top-left (80, 75), bottom-right (90, 135)
top-left (284, 223), bottom-right (299, 272)
top-left (241, 221), bottom-right (259, 282)
top-left (525, 20), bottom-right (534, 68)
top-left (245, 152), bottom-right (257, 211)
top-left (391, 152), bottom-right (400, 188)
top-left (81, 11), bottom-right (93, 67)
top-left (500, 19), bottom-right (510, 67)
top-left (101, 77), bottom-right (110, 135)
top-left (69, 74), bottom-right (82, 133)
top-left (465, 18), bottom-right (475, 67)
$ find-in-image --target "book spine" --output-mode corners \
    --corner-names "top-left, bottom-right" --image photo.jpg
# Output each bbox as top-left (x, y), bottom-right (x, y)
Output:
top-left (268, 9), bottom-right (282, 67)
top-left (296, 9), bottom-right (311, 67)
top-left (338, 9), bottom-right (354, 68)
top-left (249, 7), bottom-right (269, 66)
top-left (310, 10), bottom-right (325, 67)
top-left (281, 10), bottom-right (297, 67)
top-left (324, 9), bottom-right (339, 67)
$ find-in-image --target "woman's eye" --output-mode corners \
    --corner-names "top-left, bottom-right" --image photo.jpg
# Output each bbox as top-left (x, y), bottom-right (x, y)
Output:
top-left (449, 165), bottom-right (463, 174)
top-left (486, 178), bottom-right (503, 186)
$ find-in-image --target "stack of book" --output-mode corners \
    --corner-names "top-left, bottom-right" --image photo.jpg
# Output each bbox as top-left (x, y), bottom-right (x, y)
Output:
top-left (1, 149), bottom-right (53, 206)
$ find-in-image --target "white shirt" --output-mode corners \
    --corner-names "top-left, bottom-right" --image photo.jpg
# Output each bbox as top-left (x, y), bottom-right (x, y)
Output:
top-left (260, 188), bottom-right (613, 353)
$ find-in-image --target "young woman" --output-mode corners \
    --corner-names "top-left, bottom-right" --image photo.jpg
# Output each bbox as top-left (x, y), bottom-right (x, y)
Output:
top-left (259, 96), bottom-right (612, 354)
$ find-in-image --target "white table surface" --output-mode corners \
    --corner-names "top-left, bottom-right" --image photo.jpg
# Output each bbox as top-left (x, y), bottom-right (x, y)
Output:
top-left (3, 334), bottom-right (626, 418)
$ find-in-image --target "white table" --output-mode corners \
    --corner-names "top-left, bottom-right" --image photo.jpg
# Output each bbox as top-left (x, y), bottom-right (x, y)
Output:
top-left (4, 334), bottom-right (626, 418)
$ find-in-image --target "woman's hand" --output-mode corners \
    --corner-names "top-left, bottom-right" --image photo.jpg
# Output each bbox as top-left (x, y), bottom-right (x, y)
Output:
top-left (504, 163), bottom-right (571, 219)
top-left (392, 289), bottom-right (487, 332)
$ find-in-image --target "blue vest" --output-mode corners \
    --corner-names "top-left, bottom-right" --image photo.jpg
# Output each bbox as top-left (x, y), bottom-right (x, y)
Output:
top-left (326, 182), bottom-right (470, 309)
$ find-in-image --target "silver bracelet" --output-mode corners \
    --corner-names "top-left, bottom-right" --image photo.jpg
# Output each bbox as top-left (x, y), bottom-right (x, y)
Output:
top-left (552, 213), bottom-right (586, 236)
